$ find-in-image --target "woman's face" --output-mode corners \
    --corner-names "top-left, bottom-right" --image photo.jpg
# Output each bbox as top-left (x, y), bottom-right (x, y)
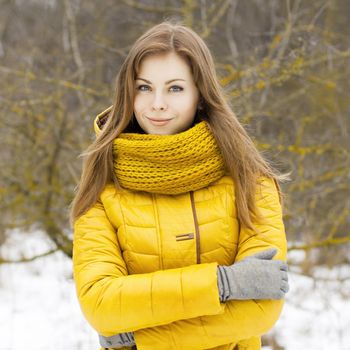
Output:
top-left (133, 52), bottom-right (200, 135)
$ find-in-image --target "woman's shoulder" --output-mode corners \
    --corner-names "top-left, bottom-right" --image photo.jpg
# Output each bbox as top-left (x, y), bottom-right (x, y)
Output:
top-left (210, 174), bottom-right (234, 186)
top-left (100, 182), bottom-right (127, 198)
top-left (207, 174), bottom-right (277, 197)
top-left (100, 182), bottom-right (150, 201)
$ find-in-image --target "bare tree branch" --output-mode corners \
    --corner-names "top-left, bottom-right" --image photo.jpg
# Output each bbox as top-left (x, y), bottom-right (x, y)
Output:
top-left (0, 248), bottom-right (59, 264)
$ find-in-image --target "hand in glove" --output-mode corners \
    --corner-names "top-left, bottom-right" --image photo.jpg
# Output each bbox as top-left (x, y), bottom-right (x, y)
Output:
top-left (217, 248), bottom-right (289, 302)
top-left (99, 331), bottom-right (135, 348)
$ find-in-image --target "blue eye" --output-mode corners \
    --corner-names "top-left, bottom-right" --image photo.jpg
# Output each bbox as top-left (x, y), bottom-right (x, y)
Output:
top-left (170, 86), bottom-right (183, 92)
top-left (137, 85), bottom-right (150, 91)
top-left (136, 85), bottom-right (183, 92)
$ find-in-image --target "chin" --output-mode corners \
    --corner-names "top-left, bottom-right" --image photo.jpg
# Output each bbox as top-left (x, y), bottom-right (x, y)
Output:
top-left (141, 123), bottom-right (175, 135)
top-left (141, 121), bottom-right (191, 135)
top-left (149, 128), bottom-right (174, 135)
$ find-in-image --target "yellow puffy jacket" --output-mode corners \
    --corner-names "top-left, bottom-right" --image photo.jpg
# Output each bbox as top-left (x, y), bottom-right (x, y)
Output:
top-left (73, 171), bottom-right (287, 350)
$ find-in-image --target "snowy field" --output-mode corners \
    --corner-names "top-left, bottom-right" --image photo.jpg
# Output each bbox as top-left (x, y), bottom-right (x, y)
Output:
top-left (0, 229), bottom-right (349, 350)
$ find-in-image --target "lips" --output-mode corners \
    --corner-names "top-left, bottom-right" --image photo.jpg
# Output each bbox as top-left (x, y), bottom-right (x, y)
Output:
top-left (146, 116), bottom-right (172, 122)
top-left (146, 116), bottom-right (173, 126)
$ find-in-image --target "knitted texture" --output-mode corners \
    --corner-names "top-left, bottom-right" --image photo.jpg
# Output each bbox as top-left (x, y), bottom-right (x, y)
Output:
top-left (113, 121), bottom-right (226, 194)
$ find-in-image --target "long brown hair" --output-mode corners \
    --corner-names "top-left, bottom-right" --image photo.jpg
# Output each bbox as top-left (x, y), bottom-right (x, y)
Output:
top-left (69, 19), bottom-right (291, 230)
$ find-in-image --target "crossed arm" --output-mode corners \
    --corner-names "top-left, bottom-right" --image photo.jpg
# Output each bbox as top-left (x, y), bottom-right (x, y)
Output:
top-left (73, 177), bottom-right (287, 350)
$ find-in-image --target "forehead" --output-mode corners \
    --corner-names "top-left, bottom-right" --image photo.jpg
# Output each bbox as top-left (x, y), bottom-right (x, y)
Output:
top-left (137, 52), bottom-right (192, 79)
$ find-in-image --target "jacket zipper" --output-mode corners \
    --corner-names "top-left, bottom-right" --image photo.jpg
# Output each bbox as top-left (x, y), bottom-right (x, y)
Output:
top-left (190, 191), bottom-right (201, 264)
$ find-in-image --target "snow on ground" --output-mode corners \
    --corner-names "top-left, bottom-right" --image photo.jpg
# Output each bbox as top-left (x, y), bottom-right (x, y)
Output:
top-left (0, 229), bottom-right (99, 350)
top-left (0, 229), bottom-right (349, 350)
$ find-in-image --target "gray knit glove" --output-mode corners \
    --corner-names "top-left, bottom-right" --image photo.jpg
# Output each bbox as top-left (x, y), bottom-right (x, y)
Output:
top-left (99, 332), bottom-right (135, 348)
top-left (217, 248), bottom-right (289, 302)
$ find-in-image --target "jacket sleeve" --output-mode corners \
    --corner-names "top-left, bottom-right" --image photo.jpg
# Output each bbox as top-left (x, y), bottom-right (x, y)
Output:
top-left (73, 198), bottom-right (225, 337)
top-left (133, 176), bottom-right (288, 350)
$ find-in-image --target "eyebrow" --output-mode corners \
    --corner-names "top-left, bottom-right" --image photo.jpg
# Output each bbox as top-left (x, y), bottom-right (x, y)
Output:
top-left (135, 77), bottom-right (186, 84)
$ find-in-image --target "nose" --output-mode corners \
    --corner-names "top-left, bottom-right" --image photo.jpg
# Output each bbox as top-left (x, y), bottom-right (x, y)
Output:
top-left (151, 91), bottom-right (167, 111)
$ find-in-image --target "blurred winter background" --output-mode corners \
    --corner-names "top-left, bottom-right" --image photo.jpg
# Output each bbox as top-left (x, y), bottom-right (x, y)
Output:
top-left (0, 0), bottom-right (349, 349)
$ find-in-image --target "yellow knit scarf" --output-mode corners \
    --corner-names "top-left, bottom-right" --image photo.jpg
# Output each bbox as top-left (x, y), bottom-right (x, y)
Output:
top-left (113, 121), bottom-right (226, 194)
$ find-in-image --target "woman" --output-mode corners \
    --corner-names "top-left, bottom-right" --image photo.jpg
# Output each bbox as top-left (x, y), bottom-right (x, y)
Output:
top-left (70, 20), bottom-right (290, 350)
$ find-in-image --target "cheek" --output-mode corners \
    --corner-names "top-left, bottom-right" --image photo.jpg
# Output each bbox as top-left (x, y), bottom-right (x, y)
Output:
top-left (181, 95), bottom-right (198, 111)
top-left (181, 90), bottom-right (199, 106)
top-left (133, 95), bottom-right (144, 113)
